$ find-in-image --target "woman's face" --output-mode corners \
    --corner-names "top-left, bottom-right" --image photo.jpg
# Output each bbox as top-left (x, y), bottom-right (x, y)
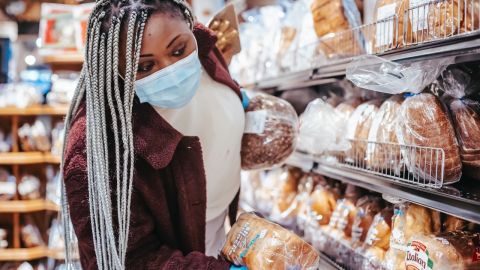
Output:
top-left (119, 12), bottom-right (196, 81)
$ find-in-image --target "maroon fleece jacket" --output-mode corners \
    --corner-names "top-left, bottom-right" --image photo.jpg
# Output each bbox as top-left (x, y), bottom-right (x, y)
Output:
top-left (63, 24), bottom-right (241, 270)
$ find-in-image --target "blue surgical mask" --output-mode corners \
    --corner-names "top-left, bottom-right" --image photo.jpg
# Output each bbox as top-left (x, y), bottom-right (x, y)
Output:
top-left (134, 49), bottom-right (202, 109)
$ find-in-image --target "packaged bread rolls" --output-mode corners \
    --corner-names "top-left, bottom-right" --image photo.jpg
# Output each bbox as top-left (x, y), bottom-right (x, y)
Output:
top-left (366, 95), bottom-right (404, 172)
top-left (328, 185), bottom-right (365, 239)
top-left (396, 93), bottom-right (462, 184)
top-left (351, 195), bottom-right (385, 247)
top-left (374, 0), bottom-right (409, 52)
top-left (309, 183), bottom-right (341, 226)
top-left (407, 231), bottom-right (480, 270)
top-left (222, 213), bottom-right (320, 270)
top-left (241, 92), bottom-right (299, 170)
top-left (270, 167), bottom-right (304, 227)
top-left (346, 99), bottom-right (384, 164)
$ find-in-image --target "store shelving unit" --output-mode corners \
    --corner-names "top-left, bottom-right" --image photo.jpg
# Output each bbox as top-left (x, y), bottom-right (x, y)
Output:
top-left (0, 105), bottom-right (66, 262)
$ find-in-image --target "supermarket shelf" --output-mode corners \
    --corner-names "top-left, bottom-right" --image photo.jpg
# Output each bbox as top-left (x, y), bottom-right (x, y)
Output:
top-left (0, 152), bottom-right (61, 165)
top-left (42, 54), bottom-right (84, 65)
top-left (0, 247), bottom-right (65, 261)
top-left (285, 151), bottom-right (480, 224)
top-left (0, 247), bottom-right (47, 261)
top-left (0, 200), bottom-right (60, 213)
top-left (0, 105), bottom-right (69, 116)
top-left (254, 33), bottom-right (480, 90)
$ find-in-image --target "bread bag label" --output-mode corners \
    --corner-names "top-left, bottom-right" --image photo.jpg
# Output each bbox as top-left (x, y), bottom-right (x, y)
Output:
top-left (410, 0), bottom-right (430, 31)
top-left (376, 3), bottom-right (397, 46)
top-left (351, 215), bottom-right (364, 244)
top-left (244, 110), bottom-right (267, 134)
top-left (406, 240), bottom-right (434, 270)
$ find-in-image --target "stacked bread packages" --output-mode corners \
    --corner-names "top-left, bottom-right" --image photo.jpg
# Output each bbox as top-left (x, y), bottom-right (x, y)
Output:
top-left (366, 95), bottom-right (404, 173)
top-left (428, 0), bottom-right (480, 39)
top-left (361, 206), bottom-right (394, 269)
top-left (440, 68), bottom-right (480, 181)
top-left (310, 0), bottom-right (363, 58)
top-left (406, 231), bottom-right (480, 270)
top-left (384, 203), bottom-right (441, 270)
top-left (374, 0), bottom-right (409, 52)
top-left (345, 99), bottom-right (384, 164)
top-left (222, 213), bottom-right (320, 270)
top-left (396, 93), bottom-right (462, 184)
top-left (241, 92), bottom-right (299, 170)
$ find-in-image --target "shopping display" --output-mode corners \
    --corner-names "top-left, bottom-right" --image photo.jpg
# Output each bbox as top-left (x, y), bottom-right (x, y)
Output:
top-left (241, 92), bottom-right (299, 170)
top-left (222, 212), bottom-right (320, 270)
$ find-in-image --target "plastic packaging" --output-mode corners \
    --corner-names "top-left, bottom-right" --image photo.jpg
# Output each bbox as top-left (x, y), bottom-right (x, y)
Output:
top-left (345, 99), bottom-right (384, 163)
top-left (222, 212), bottom-right (320, 270)
top-left (427, 0), bottom-right (480, 39)
top-left (346, 55), bottom-right (453, 95)
top-left (407, 231), bottom-right (480, 270)
top-left (0, 129), bottom-right (12, 153)
top-left (351, 195), bottom-right (384, 248)
top-left (241, 92), bottom-right (299, 170)
top-left (46, 166), bottom-right (61, 206)
top-left (361, 206), bottom-right (394, 269)
top-left (269, 167), bottom-right (303, 228)
top-left (396, 93), bottom-right (462, 184)
top-left (18, 175), bottom-right (41, 200)
top-left (366, 95), bottom-right (404, 172)
top-left (0, 169), bottom-right (16, 201)
top-left (48, 219), bottom-right (64, 251)
top-left (18, 117), bottom-right (52, 152)
top-left (440, 68), bottom-right (480, 181)
top-left (298, 98), bottom-right (350, 154)
top-left (0, 228), bottom-right (7, 249)
top-left (311, 0), bottom-right (364, 58)
top-left (384, 203), bottom-right (441, 270)
top-left (254, 168), bottom-right (284, 216)
top-left (21, 217), bottom-right (45, 248)
top-left (373, 0), bottom-right (408, 52)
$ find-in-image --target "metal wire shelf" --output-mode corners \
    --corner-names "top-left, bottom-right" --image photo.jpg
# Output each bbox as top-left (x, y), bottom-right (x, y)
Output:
top-left (242, 0), bottom-right (480, 85)
top-left (311, 139), bottom-right (447, 189)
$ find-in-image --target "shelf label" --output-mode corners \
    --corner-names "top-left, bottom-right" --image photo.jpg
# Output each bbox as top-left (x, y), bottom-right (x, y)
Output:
top-left (410, 0), bottom-right (430, 32)
top-left (376, 3), bottom-right (397, 47)
top-left (244, 110), bottom-right (267, 134)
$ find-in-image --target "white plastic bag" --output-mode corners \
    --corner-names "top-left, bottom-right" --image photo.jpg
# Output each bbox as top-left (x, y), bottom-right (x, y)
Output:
top-left (346, 55), bottom-right (454, 94)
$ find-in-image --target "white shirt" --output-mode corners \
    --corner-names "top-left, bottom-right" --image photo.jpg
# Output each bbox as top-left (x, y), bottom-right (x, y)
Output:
top-left (154, 68), bottom-right (245, 256)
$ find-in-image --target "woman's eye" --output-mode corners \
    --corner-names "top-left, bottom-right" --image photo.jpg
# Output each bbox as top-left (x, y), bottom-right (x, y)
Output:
top-left (138, 62), bottom-right (154, 73)
top-left (172, 46), bottom-right (186, 57)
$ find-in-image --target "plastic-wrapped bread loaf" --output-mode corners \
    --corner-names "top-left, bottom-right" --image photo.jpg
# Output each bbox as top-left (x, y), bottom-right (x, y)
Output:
top-left (396, 93), bottom-right (462, 184)
top-left (222, 213), bottom-right (320, 270)
top-left (367, 95), bottom-right (404, 172)
top-left (384, 203), bottom-right (441, 270)
top-left (351, 195), bottom-right (384, 247)
top-left (241, 92), bottom-right (299, 170)
top-left (346, 99), bottom-right (384, 164)
top-left (309, 184), bottom-right (341, 226)
top-left (311, 0), bottom-right (363, 58)
top-left (361, 206), bottom-right (394, 269)
top-left (374, 0), bottom-right (409, 52)
top-left (428, 0), bottom-right (480, 39)
top-left (336, 97), bottom-right (364, 121)
top-left (407, 231), bottom-right (480, 270)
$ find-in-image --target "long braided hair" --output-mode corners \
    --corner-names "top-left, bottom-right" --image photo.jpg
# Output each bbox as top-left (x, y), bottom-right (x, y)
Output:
top-left (60, 1), bottom-right (194, 269)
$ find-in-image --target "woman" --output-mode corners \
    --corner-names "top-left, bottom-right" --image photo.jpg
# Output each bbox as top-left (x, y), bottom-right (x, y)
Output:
top-left (61, 1), bottom-right (245, 269)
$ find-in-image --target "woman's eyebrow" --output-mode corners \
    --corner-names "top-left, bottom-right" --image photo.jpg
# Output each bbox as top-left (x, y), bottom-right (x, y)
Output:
top-left (167, 34), bottom-right (182, 48)
top-left (140, 53), bottom-right (154, 58)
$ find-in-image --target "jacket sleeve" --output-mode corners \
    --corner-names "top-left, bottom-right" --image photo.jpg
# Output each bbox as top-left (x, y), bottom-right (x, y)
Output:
top-left (62, 107), bottom-right (231, 270)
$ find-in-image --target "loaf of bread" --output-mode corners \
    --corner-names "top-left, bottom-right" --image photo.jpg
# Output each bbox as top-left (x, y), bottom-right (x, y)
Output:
top-left (351, 195), bottom-right (385, 247)
top-left (346, 99), bottom-right (384, 164)
top-left (374, 0), bottom-right (409, 52)
top-left (270, 168), bottom-right (304, 227)
top-left (443, 215), bottom-right (469, 232)
top-left (311, 0), bottom-right (363, 57)
top-left (407, 231), bottom-right (480, 270)
top-left (447, 98), bottom-right (480, 180)
top-left (328, 185), bottom-right (365, 239)
top-left (309, 184), bottom-right (340, 226)
top-left (367, 95), bottom-right (404, 172)
top-left (241, 92), bottom-right (299, 170)
top-left (428, 0), bottom-right (480, 39)
top-left (385, 203), bottom-right (442, 270)
top-left (336, 97), bottom-right (364, 120)
top-left (396, 93), bottom-right (462, 184)
top-left (222, 213), bottom-right (320, 270)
